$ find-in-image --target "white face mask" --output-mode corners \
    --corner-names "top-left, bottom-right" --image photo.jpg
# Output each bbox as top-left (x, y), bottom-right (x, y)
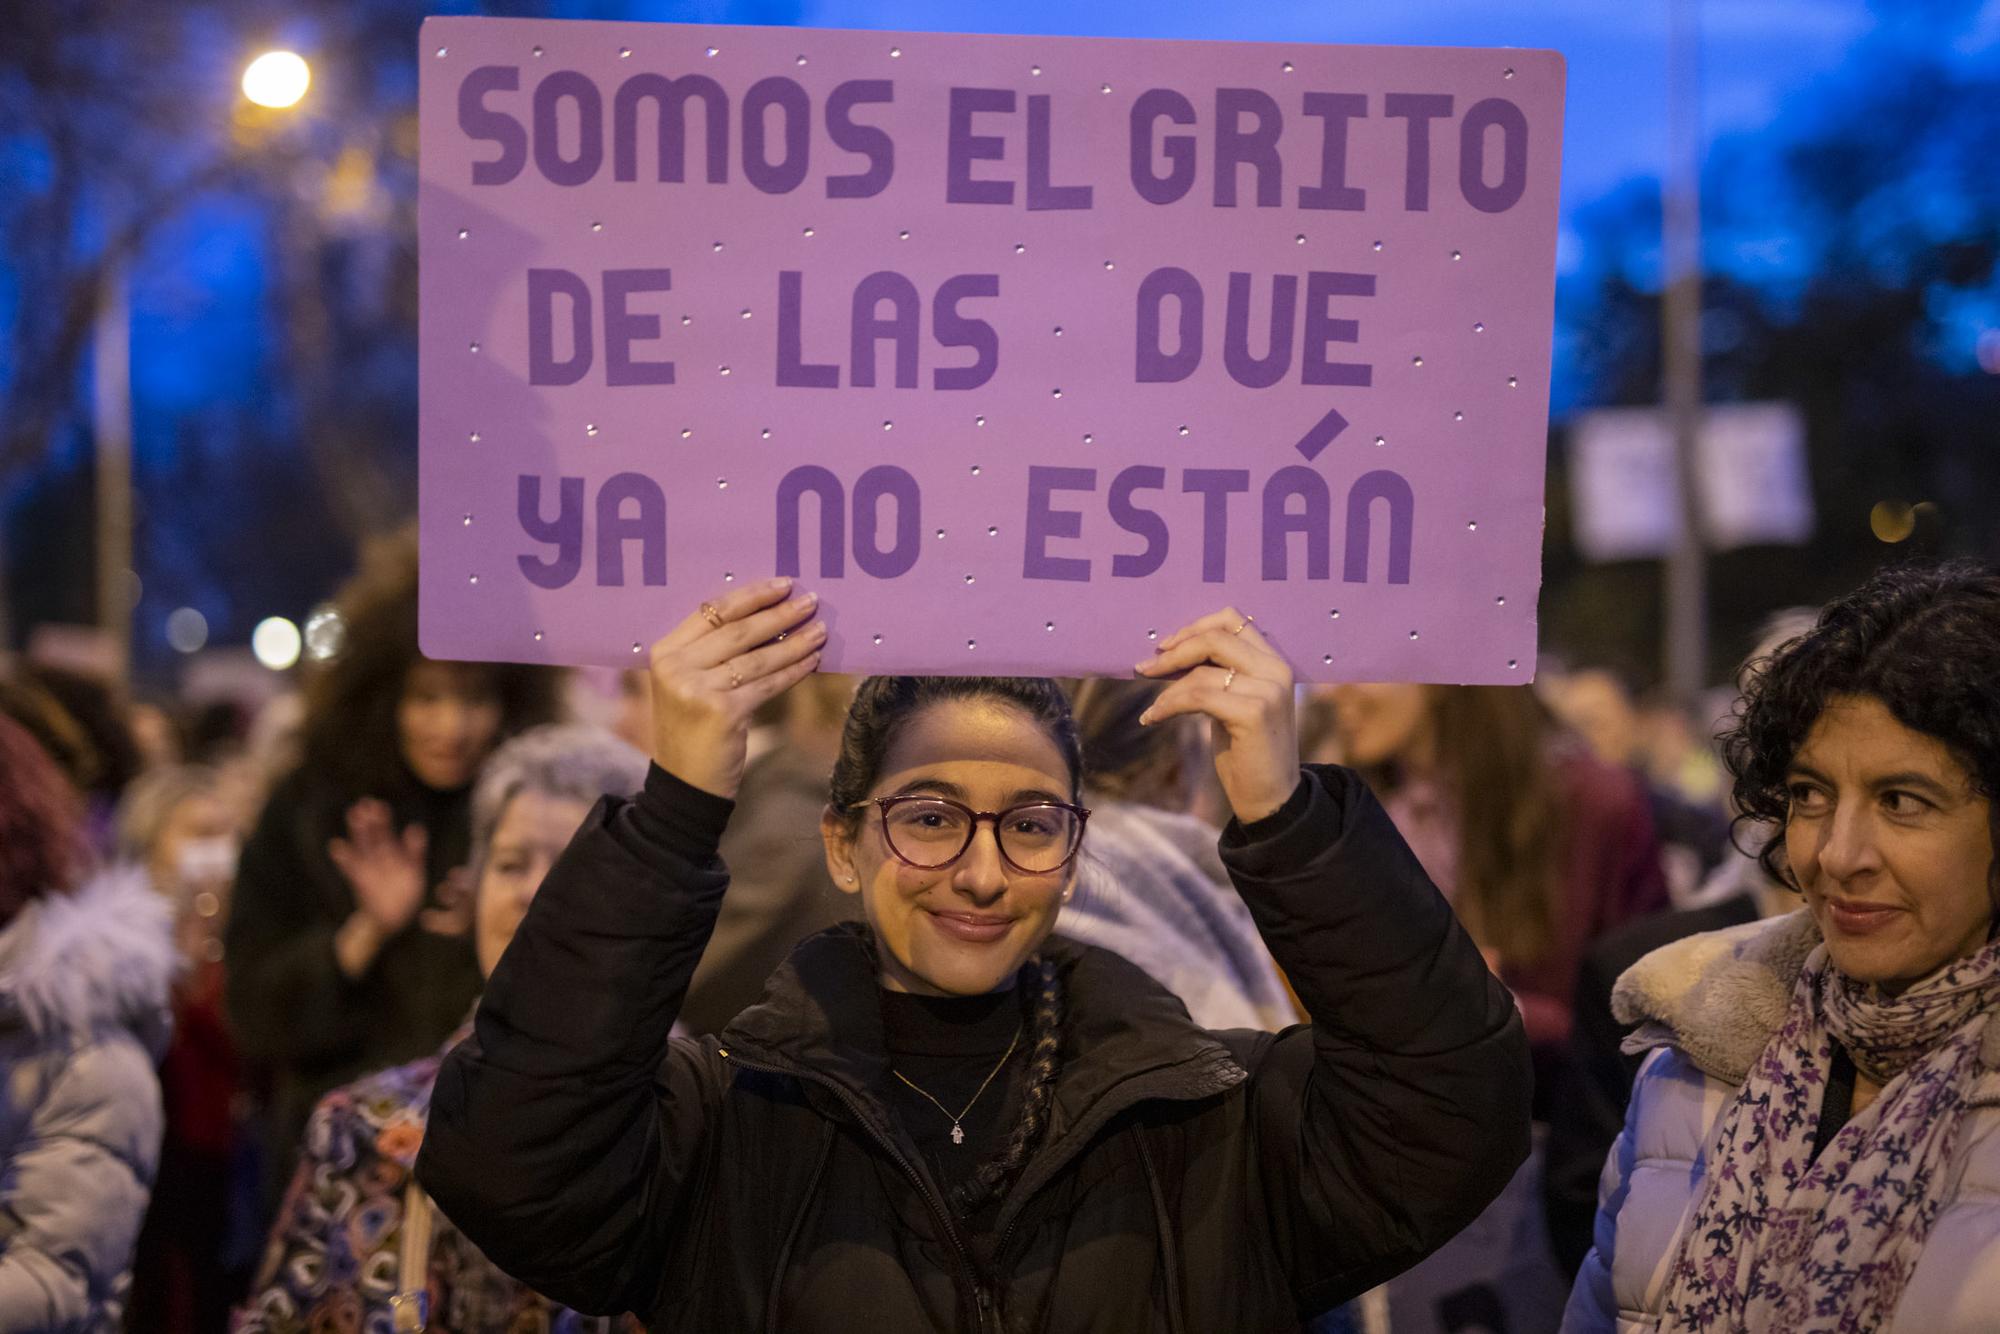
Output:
top-left (174, 836), bottom-right (239, 888)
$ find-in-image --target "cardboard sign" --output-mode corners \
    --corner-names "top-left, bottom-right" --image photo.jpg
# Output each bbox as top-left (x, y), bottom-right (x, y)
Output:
top-left (1569, 403), bottom-right (1812, 561)
top-left (418, 17), bottom-right (1564, 681)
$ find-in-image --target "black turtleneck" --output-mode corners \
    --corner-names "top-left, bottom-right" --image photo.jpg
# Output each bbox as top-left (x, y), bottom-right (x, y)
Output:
top-left (878, 984), bottom-right (1030, 1226)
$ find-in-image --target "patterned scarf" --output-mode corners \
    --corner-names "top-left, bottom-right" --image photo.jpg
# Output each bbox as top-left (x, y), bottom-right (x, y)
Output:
top-left (1657, 935), bottom-right (2000, 1332)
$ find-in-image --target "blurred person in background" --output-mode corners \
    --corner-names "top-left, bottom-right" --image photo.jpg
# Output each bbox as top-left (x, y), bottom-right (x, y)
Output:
top-left (1062, 677), bottom-right (1296, 1030)
top-left (235, 723), bottom-right (647, 1334)
top-left (1543, 667), bottom-right (1731, 907)
top-left (1565, 561), bottom-right (2000, 1333)
top-left (0, 714), bottom-right (175, 1330)
top-left (117, 765), bottom-right (257, 1333)
top-left (1320, 682), bottom-right (1668, 1334)
top-left (0, 672), bottom-right (106, 810)
top-left (677, 672), bottom-right (856, 1035)
top-left (18, 662), bottom-right (145, 852)
top-left (128, 696), bottom-right (187, 772)
top-left (1326, 683), bottom-right (1669, 1079)
top-left (224, 530), bottom-right (563, 1213)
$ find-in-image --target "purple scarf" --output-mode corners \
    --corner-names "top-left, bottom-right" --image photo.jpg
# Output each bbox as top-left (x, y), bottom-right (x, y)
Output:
top-left (1658, 935), bottom-right (2000, 1331)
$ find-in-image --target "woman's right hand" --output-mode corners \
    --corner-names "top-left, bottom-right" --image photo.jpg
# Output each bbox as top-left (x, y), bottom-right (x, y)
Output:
top-left (647, 577), bottom-right (825, 799)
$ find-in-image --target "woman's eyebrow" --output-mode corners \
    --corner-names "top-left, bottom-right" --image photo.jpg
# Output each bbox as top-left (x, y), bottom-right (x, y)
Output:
top-left (1870, 771), bottom-right (1956, 798)
top-left (1008, 787), bottom-right (1068, 806)
top-left (894, 778), bottom-right (967, 799)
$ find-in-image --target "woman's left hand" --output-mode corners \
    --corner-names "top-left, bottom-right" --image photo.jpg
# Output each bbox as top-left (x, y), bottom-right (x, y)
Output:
top-left (1134, 608), bottom-right (1300, 824)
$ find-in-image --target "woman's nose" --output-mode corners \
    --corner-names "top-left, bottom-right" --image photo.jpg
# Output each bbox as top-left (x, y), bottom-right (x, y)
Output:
top-left (1814, 802), bottom-right (1880, 883)
top-left (952, 825), bottom-right (1009, 902)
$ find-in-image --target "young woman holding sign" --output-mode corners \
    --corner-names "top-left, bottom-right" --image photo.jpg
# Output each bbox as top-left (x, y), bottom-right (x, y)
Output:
top-left (417, 579), bottom-right (1531, 1332)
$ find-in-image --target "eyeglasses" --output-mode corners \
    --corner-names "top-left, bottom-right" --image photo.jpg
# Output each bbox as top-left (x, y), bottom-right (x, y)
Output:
top-left (853, 794), bottom-right (1090, 875)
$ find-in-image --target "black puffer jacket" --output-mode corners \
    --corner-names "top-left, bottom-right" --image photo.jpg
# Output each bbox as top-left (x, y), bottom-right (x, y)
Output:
top-left (418, 764), bottom-right (1531, 1332)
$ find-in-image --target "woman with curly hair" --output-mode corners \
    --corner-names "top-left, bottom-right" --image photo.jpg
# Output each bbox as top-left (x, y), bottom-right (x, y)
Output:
top-left (224, 529), bottom-right (563, 1206)
top-left (1565, 560), bottom-right (2000, 1332)
top-left (417, 580), bottom-right (1530, 1332)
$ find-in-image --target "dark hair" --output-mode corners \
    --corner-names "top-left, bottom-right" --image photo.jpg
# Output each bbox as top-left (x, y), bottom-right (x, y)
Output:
top-left (18, 664), bottom-right (142, 801)
top-left (0, 716), bottom-right (88, 923)
top-left (300, 527), bottom-right (564, 796)
top-left (827, 676), bottom-right (1080, 1216)
top-left (1357, 686), bottom-right (1563, 966)
top-left (1721, 559), bottom-right (2000, 891)
top-left (826, 676), bottom-right (1083, 824)
top-left (1069, 677), bottom-right (1207, 808)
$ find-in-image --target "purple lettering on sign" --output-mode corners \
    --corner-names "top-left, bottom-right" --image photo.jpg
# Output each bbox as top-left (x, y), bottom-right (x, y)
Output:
top-left (613, 73), bottom-right (728, 184)
top-left (742, 76), bottom-right (811, 195)
top-left (460, 67), bottom-right (526, 186)
top-left (1344, 470), bottom-right (1414, 584)
top-left (533, 70), bottom-right (604, 187)
top-left (1301, 271), bottom-right (1376, 387)
top-left (1182, 469), bottom-right (1250, 582)
top-left (853, 465), bottom-right (921, 577)
top-left (1108, 466), bottom-right (1170, 577)
top-left (1026, 94), bottom-right (1092, 211)
top-left (603, 268), bottom-right (675, 387)
top-left (1130, 89), bottom-right (1197, 206)
top-left (1024, 467), bottom-right (1096, 581)
top-left (1298, 92), bottom-right (1368, 212)
top-left (932, 275), bottom-right (1000, 391)
top-left (1214, 88), bottom-right (1283, 209)
top-left (946, 87), bottom-right (1015, 205)
top-left (775, 465), bottom-right (845, 578)
top-left (1135, 267), bottom-right (1202, 383)
top-left (1459, 97), bottom-right (1528, 213)
top-left (851, 271), bottom-right (921, 389)
top-left (1224, 272), bottom-right (1297, 390)
top-left (517, 475), bottom-right (584, 589)
top-left (776, 271), bottom-right (839, 389)
top-left (826, 79), bottom-right (895, 198)
top-left (597, 472), bottom-right (668, 586)
top-left (1384, 92), bottom-right (1454, 212)
top-left (528, 268), bottom-right (592, 386)
top-left (1262, 466), bottom-right (1330, 579)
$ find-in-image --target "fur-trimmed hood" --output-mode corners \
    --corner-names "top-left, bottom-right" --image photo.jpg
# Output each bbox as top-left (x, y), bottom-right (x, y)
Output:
top-left (1612, 908), bottom-right (2000, 1100)
top-left (0, 866), bottom-right (175, 1057)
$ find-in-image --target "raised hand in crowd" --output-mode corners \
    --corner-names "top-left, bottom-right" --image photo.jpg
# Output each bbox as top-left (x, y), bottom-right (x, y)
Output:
top-left (644, 576), bottom-right (825, 799)
top-left (1135, 608), bottom-right (1298, 823)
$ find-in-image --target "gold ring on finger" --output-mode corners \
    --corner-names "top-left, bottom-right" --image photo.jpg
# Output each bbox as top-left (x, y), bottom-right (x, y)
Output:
top-left (700, 601), bottom-right (725, 629)
top-left (1223, 667), bottom-right (1238, 692)
top-left (1231, 619), bottom-right (1249, 635)
top-left (728, 665), bottom-right (744, 689)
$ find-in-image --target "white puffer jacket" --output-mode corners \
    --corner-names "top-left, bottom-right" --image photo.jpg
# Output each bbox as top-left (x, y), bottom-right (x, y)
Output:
top-left (0, 870), bottom-right (174, 1333)
top-left (1562, 911), bottom-right (2000, 1332)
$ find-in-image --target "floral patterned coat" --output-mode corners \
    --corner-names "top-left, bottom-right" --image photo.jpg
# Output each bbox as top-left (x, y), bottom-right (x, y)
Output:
top-left (234, 1028), bottom-right (639, 1334)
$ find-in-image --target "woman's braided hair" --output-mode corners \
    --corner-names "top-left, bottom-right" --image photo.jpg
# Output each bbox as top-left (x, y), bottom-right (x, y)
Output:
top-left (1720, 559), bottom-right (2000, 896)
top-left (951, 956), bottom-right (1063, 1217)
top-left (829, 676), bottom-right (1081, 1216)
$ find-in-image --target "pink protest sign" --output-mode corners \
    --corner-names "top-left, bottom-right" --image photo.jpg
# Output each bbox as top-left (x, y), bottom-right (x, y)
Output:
top-left (418, 17), bottom-right (1564, 681)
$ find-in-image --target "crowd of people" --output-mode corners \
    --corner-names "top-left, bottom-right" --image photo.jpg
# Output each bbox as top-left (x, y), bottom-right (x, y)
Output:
top-left (0, 527), bottom-right (1996, 1332)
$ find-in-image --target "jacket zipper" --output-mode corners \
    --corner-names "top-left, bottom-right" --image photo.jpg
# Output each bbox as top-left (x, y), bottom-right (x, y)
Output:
top-left (986, 1056), bottom-right (1232, 1277)
top-left (719, 1048), bottom-right (998, 1331)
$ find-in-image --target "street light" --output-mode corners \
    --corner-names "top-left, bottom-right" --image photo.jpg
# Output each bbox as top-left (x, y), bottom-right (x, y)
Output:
top-left (96, 48), bottom-right (314, 683)
top-left (243, 51), bottom-right (312, 109)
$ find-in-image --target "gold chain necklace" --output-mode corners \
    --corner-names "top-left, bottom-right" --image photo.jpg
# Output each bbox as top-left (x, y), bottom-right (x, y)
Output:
top-left (890, 1025), bottom-right (1024, 1145)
